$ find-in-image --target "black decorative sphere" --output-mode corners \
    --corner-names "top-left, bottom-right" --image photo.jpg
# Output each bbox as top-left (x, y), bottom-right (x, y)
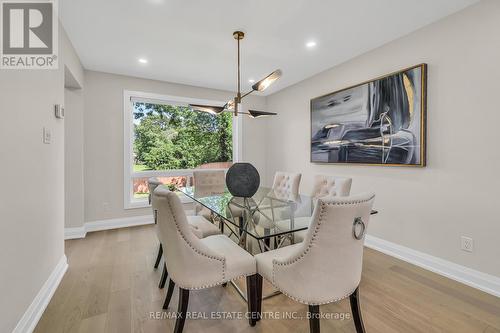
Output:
top-left (226, 163), bottom-right (260, 197)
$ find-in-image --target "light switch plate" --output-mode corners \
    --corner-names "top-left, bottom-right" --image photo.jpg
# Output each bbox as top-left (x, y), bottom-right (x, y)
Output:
top-left (55, 104), bottom-right (65, 119)
top-left (43, 127), bottom-right (51, 144)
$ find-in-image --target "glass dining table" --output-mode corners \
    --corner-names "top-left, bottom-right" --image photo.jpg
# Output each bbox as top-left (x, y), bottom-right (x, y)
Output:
top-left (180, 186), bottom-right (317, 254)
top-left (179, 185), bottom-right (378, 300)
top-left (181, 186), bottom-right (378, 253)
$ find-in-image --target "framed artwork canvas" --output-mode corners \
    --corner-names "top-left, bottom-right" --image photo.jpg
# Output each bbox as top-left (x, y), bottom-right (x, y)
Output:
top-left (310, 64), bottom-right (427, 166)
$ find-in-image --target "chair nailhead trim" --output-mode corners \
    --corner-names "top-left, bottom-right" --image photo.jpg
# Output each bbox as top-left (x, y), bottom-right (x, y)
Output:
top-left (262, 274), bottom-right (358, 306)
top-left (174, 272), bottom-right (257, 291)
top-left (270, 195), bottom-right (374, 305)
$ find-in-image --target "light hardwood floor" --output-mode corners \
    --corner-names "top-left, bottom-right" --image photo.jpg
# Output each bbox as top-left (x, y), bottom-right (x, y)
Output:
top-left (35, 225), bottom-right (500, 333)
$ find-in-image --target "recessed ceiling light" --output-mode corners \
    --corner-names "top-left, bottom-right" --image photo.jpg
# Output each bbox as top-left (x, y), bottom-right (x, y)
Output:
top-left (248, 79), bottom-right (255, 83)
top-left (138, 58), bottom-right (148, 64)
top-left (306, 41), bottom-right (317, 49)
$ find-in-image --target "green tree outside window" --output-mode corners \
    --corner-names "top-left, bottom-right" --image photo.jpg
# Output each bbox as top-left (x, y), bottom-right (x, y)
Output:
top-left (133, 103), bottom-right (233, 171)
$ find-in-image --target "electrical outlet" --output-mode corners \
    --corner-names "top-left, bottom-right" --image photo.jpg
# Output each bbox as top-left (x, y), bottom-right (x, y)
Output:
top-left (461, 236), bottom-right (473, 253)
top-left (103, 202), bottom-right (110, 212)
top-left (43, 127), bottom-right (51, 144)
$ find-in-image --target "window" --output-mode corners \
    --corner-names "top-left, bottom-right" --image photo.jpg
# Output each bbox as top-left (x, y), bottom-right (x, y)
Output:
top-left (123, 91), bottom-right (241, 208)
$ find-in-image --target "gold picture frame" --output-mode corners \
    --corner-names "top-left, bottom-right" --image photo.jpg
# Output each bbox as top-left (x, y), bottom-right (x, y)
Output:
top-left (310, 63), bottom-right (427, 167)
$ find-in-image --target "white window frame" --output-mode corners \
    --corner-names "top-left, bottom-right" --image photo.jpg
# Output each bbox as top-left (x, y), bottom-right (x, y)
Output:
top-left (123, 90), bottom-right (242, 209)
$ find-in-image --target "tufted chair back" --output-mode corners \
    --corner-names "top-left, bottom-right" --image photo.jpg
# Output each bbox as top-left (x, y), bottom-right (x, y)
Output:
top-left (311, 175), bottom-right (352, 199)
top-left (148, 177), bottom-right (163, 205)
top-left (271, 171), bottom-right (302, 201)
top-left (154, 186), bottom-right (226, 289)
top-left (272, 192), bottom-right (375, 305)
top-left (193, 170), bottom-right (226, 197)
top-left (193, 170), bottom-right (226, 216)
top-left (148, 177), bottom-right (163, 228)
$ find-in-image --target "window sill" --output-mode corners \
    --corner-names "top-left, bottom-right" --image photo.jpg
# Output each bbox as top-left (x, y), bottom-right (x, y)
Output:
top-left (125, 193), bottom-right (193, 210)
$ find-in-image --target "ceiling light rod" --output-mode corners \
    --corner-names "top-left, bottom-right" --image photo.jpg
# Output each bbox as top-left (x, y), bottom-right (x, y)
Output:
top-left (189, 31), bottom-right (282, 118)
top-left (233, 31), bottom-right (244, 116)
top-left (232, 32), bottom-right (283, 113)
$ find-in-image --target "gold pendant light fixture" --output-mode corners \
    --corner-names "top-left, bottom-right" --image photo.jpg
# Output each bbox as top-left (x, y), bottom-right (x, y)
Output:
top-left (189, 31), bottom-right (280, 118)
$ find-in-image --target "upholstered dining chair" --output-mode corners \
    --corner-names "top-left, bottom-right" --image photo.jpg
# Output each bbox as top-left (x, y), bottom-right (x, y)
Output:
top-left (255, 171), bottom-right (301, 247)
top-left (271, 171), bottom-right (302, 201)
top-left (254, 193), bottom-right (375, 333)
top-left (311, 174), bottom-right (352, 199)
top-left (192, 170), bottom-right (226, 219)
top-left (148, 178), bottom-right (220, 289)
top-left (148, 177), bottom-right (164, 269)
top-left (293, 175), bottom-right (352, 242)
top-left (154, 187), bottom-right (260, 333)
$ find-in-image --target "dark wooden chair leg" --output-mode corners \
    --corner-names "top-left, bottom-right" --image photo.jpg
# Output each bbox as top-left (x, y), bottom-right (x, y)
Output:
top-left (162, 279), bottom-right (176, 309)
top-left (255, 274), bottom-right (263, 322)
top-left (174, 288), bottom-right (190, 333)
top-left (159, 263), bottom-right (168, 289)
top-left (246, 274), bottom-right (258, 326)
top-left (220, 218), bottom-right (225, 233)
top-left (239, 217), bottom-right (244, 237)
top-left (154, 243), bottom-right (163, 269)
top-left (349, 287), bottom-right (366, 333)
top-left (308, 305), bottom-right (320, 333)
top-left (264, 229), bottom-right (271, 251)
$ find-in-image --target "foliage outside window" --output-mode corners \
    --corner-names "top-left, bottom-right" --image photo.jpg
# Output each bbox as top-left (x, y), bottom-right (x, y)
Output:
top-left (131, 102), bottom-right (233, 200)
top-left (133, 102), bottom-right (233, 171)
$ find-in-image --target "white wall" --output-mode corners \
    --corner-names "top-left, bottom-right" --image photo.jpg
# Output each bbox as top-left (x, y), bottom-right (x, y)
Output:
top-left (0, 26), bottom-right (76, 332)
top-left (64, 87), bottom-right (85, 228)
top-left (83, 71), bottom-right (267, 222)
top-left (63, 28), bottom-right (86, 229)
top-left (265, 0), bottom-right (500, 278)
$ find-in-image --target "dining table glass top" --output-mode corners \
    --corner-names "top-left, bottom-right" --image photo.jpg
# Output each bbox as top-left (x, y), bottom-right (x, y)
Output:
top-left (180, 186), bottom-right (315, 242)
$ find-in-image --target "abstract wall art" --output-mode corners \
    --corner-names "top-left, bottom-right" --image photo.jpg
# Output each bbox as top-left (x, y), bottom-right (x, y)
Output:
top-left (310, 64), bottom-right (427, 166)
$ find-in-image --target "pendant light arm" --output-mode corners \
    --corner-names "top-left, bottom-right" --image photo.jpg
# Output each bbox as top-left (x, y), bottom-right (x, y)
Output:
top-left (240, 90), bottom-right (254, 99)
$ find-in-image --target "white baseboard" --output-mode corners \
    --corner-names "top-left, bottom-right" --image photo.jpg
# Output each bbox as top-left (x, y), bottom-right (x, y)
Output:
top-left (64, 226), bottom-right (86, 239)
top-left (365, 235), bottom-right (500, 298)
top-left (64, 215), bottom-right (153, 240)
top-left (85, 215), bottom-right (154, 232)
top-left (13, 255), bottom-right (68, 333)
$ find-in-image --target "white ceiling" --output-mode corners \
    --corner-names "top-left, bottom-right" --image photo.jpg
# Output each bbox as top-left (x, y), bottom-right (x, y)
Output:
top-left (61, 0), bottom-right (478, 95)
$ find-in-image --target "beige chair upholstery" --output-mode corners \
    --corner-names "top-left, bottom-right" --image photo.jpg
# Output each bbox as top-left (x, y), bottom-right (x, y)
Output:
top-left (150, 178), bottom-right (220, 305)
top-left (256, 192), bottom-right (374, 304)
top-left (193, 170), bottom-right (226, 218)
top-left (148, 177), bottom-right (163, 206)
top-left (294, 175), bottom-right (353, 242)
top-left (254, 193), bottom-right (375, 332)
top-left (151, 184), bottom-right (220, 240)
top-left (271, 171), bottom-right (302, 201)
top-left (256, 171), bottom-right (301, 230)
top-left (149, 178), bottom-right (219, 279)
top-left (188, 215), bottom-right (221, 238)
top-left (150, 183), bottom-right (219, 316)
top-left (154, 186), bottom-right (259, 332)
top-left (148, 177), bottom-right (164, 270)
top-left (193, 170), bottom-right (226, 196)
top-left (155, 186), bottom-right (256, 288)
top-left (311, 175), bottom-right (352, 199)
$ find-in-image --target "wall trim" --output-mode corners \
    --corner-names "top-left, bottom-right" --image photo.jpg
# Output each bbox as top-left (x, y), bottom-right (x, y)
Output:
top-left (64, 226), bottom-right (86, 239)
top-left (64, 215), bottom-right (154, 239)
top-left (365, 235), bottom-right (500, 298)
top-left (13, 255), bottom-right (68, 333)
